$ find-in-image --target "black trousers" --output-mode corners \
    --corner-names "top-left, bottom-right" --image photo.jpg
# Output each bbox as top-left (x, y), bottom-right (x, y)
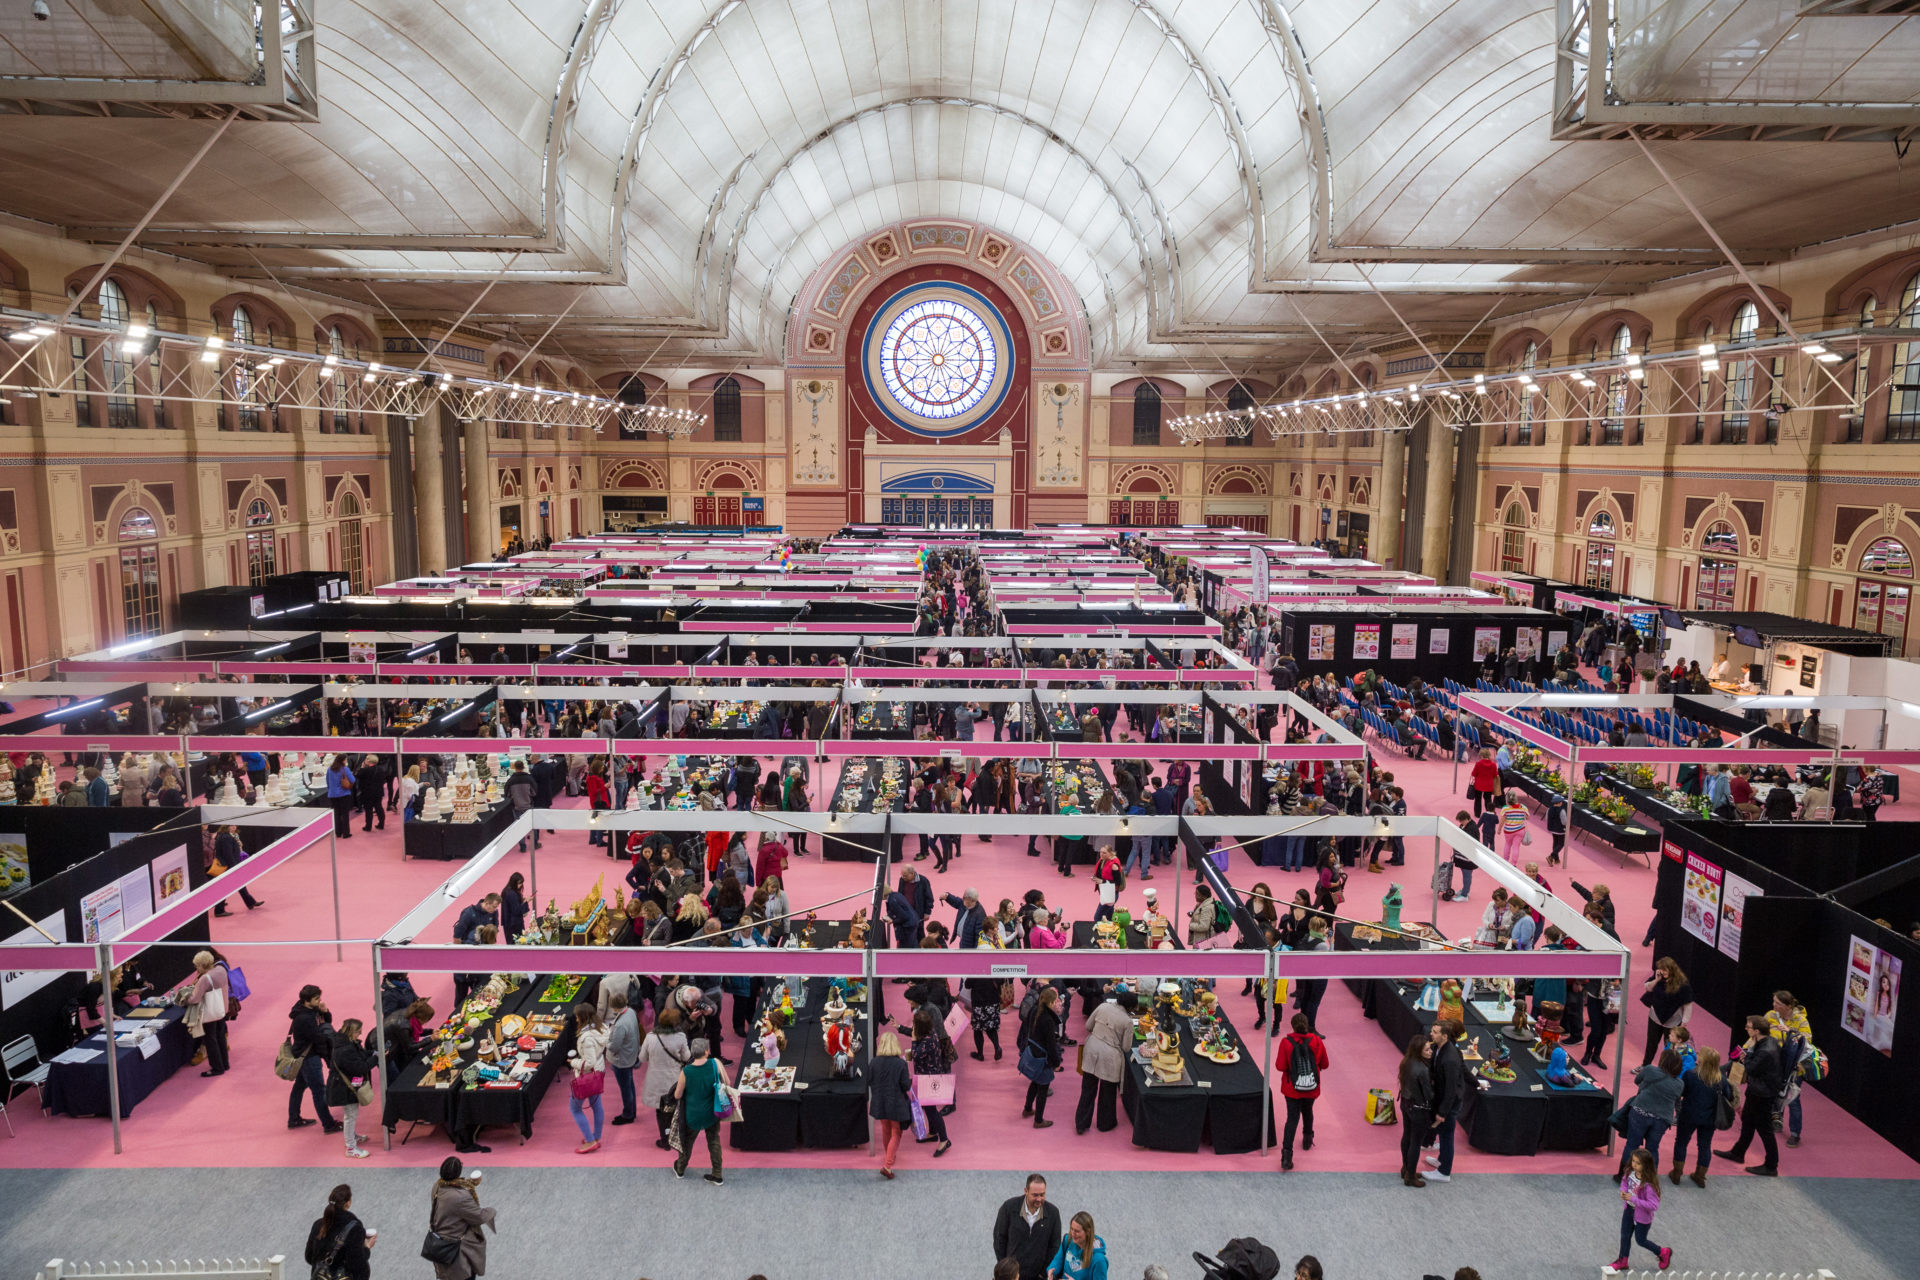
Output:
top-left (1723, 1093), bottom-right (1780, 1169)
top-left (1024, 1077), bottom-right (1051, 1121)
top-left (1075, 1073), bottom-right (1118, 1133)
top-left (1400, 1104), bottom-right (1432, 1179)
top-left (330, 794), bottom-right (353, 836)
top-left (201, 1017), bottom-right (230, 1074)
top-left (1282, 1096), bottom-right (1315, 1158)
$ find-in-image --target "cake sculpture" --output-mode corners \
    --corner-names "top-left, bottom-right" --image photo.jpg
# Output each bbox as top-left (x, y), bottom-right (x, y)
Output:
top-left (217, 774), bottom-right (242, 806)
top-left (1150, 1026), bottom-right (1186, 1084)
top-left (417, 787), bottom-right (440, 822)
top-left (451, 766), bottom-right (478, 823)
top-left (35, 769), bottom-right (55, 805)
top-left (1533, 1001), bottom-right (1566, 1055)
top-left (437, 785), bottom-right (455, 821)
top-left (0, 756), bottom-right (16, 805)
top-left (101, 756), bottom-right (119, 798)
top-left (1092, 919), bottom-right (1122, 949)
top-left (1436, 979), bottom-right (1466, 1029)
top-left (824, 1009), bottom-right (861, 1078)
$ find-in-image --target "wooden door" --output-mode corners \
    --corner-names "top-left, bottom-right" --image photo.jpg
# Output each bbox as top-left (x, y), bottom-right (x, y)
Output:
top-left (718, 496), bottom-right (742, 526)
top-left (693, 496), bottom-right (715, 524)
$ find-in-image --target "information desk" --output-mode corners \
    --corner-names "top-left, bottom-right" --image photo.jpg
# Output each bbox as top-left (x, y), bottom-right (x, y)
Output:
top-left (1348, 977), bottom-right (1613, 1156)
top-left (822, 756), bottom-right (907, 862)
top-left (1120, 1003), bottom-right (1274, 1155)
top-left (381, 972), bottom-right (599, 1145)
top-left (404, 801), bottom-right (515, 862)
top-left (44, 1003), bottom-right (194, 1120)
top-left (729, 957), bottom-right (870, 1152)
top-left (1502, 768), bottom-right (1659, 858)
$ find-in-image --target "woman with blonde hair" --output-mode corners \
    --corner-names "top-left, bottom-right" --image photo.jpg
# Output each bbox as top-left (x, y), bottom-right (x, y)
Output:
top-left (185, 949), bottom-right (231, 1077)
top-left (866, 1031), bottom-right (914, 1178)
top-left (1672, 1045), bottom-right (1733, 1187)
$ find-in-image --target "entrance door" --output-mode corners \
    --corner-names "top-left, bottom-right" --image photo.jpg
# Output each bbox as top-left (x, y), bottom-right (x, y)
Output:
top-left (927, 496), bottom-right (949, 526)
top-left (1156, 500), bottom-right (1180, 526)
top-left (718, 495), bottom-right (741, 526)
top-left (904, 497), bottom-right (926, 524)
top-left (973, 497), bottom-right (994, 527)
top-left (693, 496), bottom-right (715, 524)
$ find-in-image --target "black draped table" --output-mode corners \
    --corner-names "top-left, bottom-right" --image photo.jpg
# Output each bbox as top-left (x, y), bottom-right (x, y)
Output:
top-left (1349, 977), bottom-right (1613, 1156)
top-left (381, 972), bottom-right (598, 1144)
top-left (44, 1004), bottom-right (194, 1119)
top-left (822, 756), bottom-right (907, 862)
top-left (403, 801), bottom-right (515, 861)
top-left (1119, 1004), bottom-right (1274, 1155)
top-left (1502, 768), bottom-right (1659, 858)
top-left (728, 962), bottom-right (870, 1152)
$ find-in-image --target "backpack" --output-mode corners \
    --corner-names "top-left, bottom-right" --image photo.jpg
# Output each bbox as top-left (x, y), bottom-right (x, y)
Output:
top-left (1797, 1040), bottom-right (1829, 1083)
top-left (1214, 899), bottom-right (1232, 932)
top-left (1287, 1036), bottom-right (1319, 1093)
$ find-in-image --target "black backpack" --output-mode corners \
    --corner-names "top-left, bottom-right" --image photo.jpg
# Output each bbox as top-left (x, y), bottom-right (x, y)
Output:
top-left (1287, 1036), bottom-right (1319, 1092)
top-left (1196, 1237), bottom-right (1282, 1280)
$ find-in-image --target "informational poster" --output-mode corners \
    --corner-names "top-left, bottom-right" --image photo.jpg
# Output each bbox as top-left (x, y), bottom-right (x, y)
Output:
top-left (151, 847), bottom-right (191, 907)
top-left (1843, 935), bottom-right (1901, 1056)
top-left (1429, 630), bottom-right (1449, 656)
top-left (248, 593), bottom-right (266, 618)
top-left (1547, 630), bottom-right (1569, 658)
top-left (1472, 627), bottom-right (1502, 661)
top-left (346, 638), bottom-right (377, 663)
top-left (1249, 545), bottom-right (1270, 607)
top-left (1800, 655), bottom-right (1818, 690)
top-left (1716, 871), bottom-right (1761, 961)
top-left (1353, 624), bottom-right (1381, 661)
top-left (0, 910), bottom-right (66, 1009)
top-left (1515, 627), bottom-right (1542, 661)
top-left (1390, 624), bottom-right (1418, 660)
top-left (1307, 624), bottom-right (1336, 661)
top-left (1680, 852), bottom-right (1723, 948)
top-left (117, 865), bottom-right (155, 931)
top-left (0, 823), bottom-right (26, 894)
top-left (80, 883), bottom-right (125, 944)
top-left (608, 641), bottom-right (629, 659)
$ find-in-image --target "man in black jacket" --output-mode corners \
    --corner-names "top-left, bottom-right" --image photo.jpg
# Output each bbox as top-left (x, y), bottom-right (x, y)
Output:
top-left (992, 1174), bottom-right (1062, 1280)
top-left (531, 753), bottom-right (564, 811)
top-left (1716, 1014), bottom-right (1786, 1176)
top-left (1424, 1018), bottom-right (1466, 1182)
top-left (286, 985), bottom-right (339, 1133)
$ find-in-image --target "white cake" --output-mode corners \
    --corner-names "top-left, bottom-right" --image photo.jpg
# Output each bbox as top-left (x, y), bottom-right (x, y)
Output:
top-left (418, 787), bottom-right (440, 821)
top-left (437, 786), bottom-right (455, 821)
top-left (216, 774), bottom-right (241, 806)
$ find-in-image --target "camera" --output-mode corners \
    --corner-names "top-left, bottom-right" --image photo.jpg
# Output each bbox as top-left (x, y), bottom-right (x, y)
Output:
top-left (32, 1), bottom-right (50, 19)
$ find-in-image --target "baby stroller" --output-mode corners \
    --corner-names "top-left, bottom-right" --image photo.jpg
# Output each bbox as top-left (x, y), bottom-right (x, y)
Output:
top-left (1194, 1238), bottom-right (1281, 1280)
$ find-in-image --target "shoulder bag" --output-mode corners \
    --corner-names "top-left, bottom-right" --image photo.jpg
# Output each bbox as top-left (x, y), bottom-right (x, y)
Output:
top-left (274, 1037), bottom-right (308, 1082)
top-left (421, 1203), bottom-right (462, 1267)
top-left (1016, 1038), bottom-right (1055, 1086)
top-left (1713, 1079), bottom-right (1737, 1131)
top-left (309, 1226), bottom-right (350, 1280)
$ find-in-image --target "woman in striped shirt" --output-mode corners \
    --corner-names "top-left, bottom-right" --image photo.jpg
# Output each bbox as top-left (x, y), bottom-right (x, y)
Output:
top-left (1496, 793), bottom-right (1530, 864)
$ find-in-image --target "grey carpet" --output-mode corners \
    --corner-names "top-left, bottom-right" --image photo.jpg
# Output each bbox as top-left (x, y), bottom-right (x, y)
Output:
top-left (0, 1169), bottom-right (1910, 1280)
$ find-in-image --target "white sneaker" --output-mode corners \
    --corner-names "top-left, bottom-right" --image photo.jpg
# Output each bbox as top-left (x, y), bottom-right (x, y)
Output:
top-left (346, 1149), bottom-right (369, 1159)
top-left (1425, 1171), bottom-right (1450, 1182)
top-left (1423, 1154), bottom-right (1441, 1167)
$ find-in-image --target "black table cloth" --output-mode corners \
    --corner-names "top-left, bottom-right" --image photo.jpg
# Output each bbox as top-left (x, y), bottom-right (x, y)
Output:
top-left (1119, 1005), bottom-right (1274, 1155)
top-left (44, 1004), bottom-right (194, 1119)
top-left (822, 757), bottom-right (906, 862)
top-left (403, 801), bottom-right (515, 861)
top-left (1350, 978), bottom-right (1613, 1155)
top-left (1503, 769), bottom-right (1659, 856)
top-left (728, 970), bottom-right (869, 1151)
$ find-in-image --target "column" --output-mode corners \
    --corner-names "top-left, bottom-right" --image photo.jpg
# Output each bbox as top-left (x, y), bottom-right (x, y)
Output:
top-left (465, 413), bottom-right (492, 558)
top-left (413, 412), bottom-right (446, 575)
top-left (1418, 408), bottom-right (1455, 580)
top-left (1372, 428), bottom-right (1406, 568)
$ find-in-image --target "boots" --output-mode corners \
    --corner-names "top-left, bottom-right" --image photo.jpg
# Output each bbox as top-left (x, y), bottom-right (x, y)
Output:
top-left (189, 1046), bottom-right (208, 1066)
top-left (1668, 1162), bottom-right (1684, 1187)
top-left (1689, 1168), bottom-right (1707, 1188)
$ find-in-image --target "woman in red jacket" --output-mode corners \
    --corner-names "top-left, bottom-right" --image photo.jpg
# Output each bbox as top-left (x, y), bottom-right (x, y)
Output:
top-left (1276, 1012), bottom-right (1330, 1171)
top-left (585, 764), bottom-right (612, 851)
top-left (1468, 748), bottom-right (1502, 817)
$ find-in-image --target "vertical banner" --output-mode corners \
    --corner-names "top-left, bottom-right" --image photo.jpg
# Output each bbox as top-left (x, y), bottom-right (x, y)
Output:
top-left (1716, 872), bottom-right (1760, 961)
top-left (1352, 624), bottom-right (1381, 660)
top-left (1390, 624), bottom-right (1418, 660)
top-left (1249, 545), bottom-right (1270, 607)
top-left (1680, 852), bottom-right (1722, 947)
top-left (1843, 936), bottom-right (1901, 1056)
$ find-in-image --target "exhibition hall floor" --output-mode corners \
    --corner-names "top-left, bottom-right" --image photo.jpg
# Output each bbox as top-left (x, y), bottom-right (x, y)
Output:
top-left (0, 1168), bottom-right (1911, 1280)
top-left (5, 737), bottom-right (1916, 1182)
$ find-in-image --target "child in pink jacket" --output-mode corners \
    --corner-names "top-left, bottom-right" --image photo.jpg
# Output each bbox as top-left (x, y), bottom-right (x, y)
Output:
top-left (1610, 1147), bottom-right (1672, 1272)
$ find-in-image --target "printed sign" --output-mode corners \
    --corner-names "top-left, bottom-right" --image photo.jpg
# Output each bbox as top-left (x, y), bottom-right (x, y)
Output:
top-left (1428, 630), bottom-right (1449, 656)
top-left (1249, 546), bottom-right (1271, 608)
top-left (1547, 630), bottom-right (1569, 657)
top-left (1843, 936), bottom-right (1900, 1056)
top-left (80, 883), bottom-right (125, 944)
top-left (1661, 838), bottom-right (1684, 863)
top-left (1353, 624), bottom-right (1381, 661)
top-left (1390, 624), bottom-right (1418, 660)
top-left (117, 866), bottom-right (155, 931)
top-left (1680, 853), bottom-right (1722, 948)
top-left (1307, 624), bottom-right (1336, 662)
top-left (1515, 627), bottom-right (1542, 661)
top-left (151, 847), bottom-right (191, 908)
top-left (249, 594), bottom-right (266, 619)
top-left (0, 911), bottom-right (66, 1009)
top-left (1472, 627), bottom-right (1502, 661)
top-left (1716, 872), bottom-right (1760, 961)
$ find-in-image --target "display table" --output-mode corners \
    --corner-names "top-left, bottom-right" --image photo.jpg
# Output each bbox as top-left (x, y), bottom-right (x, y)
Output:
top-left (1047, 758), bottom-right (1115, 867)
top-left (1503, 768), bottom-right (1659, 859)
top-left (44, 1004), bottom-right (194, 1119)
top-left (1596, 774), bottom-right (1697, 827)
top-left (403, 801), bottom-right (515, 861)
top-left (704, 700), bottom-right (770, 738)
top-left (381, 972), bottom-right (599, 1144)
top-left (1332, 918), bottom-right (1440, 954)
top-left (1070, 920), bottom-right (1184, 950)
top-left (1349, 978), bottom-right (1612, 1155)
top-left (1119, 1003), bottom-right (1274, 1155)
top-left (822, 756), bottom-right (906, 862)
top-left (852, 702), bottom-right (913, 738)
top-left (729, 962), bottom-right (869, 1152)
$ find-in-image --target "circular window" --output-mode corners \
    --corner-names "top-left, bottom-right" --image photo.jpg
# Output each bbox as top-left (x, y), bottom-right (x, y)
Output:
top-left (861, 282), bottom-right (1015, 437)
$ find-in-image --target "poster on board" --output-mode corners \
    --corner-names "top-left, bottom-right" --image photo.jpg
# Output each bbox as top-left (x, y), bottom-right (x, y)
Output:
top-left (0, 911), bottom-right (66, 1009)
top-left (1472, 628), bottom-right (1502, 661)
top-left (1843, 935), bottom-right (1901, 1056)
top-left (1353, 624), bottom-right (1381, 661)
top-left (117, 865), bottom-right (154, 930)
top-left (1429, 630), bottom-right (1449, 656)
top-left (80, 883), bottom-right (125, 944)
top-left (346, 638), bottom-right (377, 663)
top-left (151, 847), bottom-right (191, 908)
top-left (1680, 852), bottom-right (1722, 948)
top-left (1716, 871), bottom-right (1761, 961)
top-left (1390, 624), bottom-right (1418, 660)
top-left (1307, 625), bottom-right (1336, 662)
top-left (0, 823), bottom-right (26, 894)
top-left (1515, 627), bottom-right (1542, 661)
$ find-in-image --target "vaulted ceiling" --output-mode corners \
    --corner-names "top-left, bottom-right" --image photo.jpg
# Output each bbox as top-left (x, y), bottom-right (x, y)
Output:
top-left (1, 0), bottom-right (1915, 369)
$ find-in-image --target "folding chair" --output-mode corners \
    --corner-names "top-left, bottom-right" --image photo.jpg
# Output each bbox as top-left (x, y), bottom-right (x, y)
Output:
top-left (2, 1035), bottom-right (49, 1113)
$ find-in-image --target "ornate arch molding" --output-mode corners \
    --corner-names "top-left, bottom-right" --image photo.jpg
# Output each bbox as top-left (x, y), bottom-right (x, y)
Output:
top-left (225, 477), bottom-right (288, 532)
top-left (1679, 494), bottom-right (1756, 557)
top-left (325, 473), bottom-right (370, 521)
top-left (1678, 284), bottom-right (1795, 342)
top-left (694, 460), bottom-right (762, 491)
top-left (96, 482), bottom-right (179, 545)
top-left (1494, 483), bottom-right (1535, 529)
top-left (1833, 505), bottom-right (1920, 571)
top-left (1207, 464), bottom-right (1272, 496)
top-left (602, 459), bottom-right (667, 490)
top-left (1115, 462), bottom-right (1179, 495)
top-left (1578, 489), bottom-right (1631, 542)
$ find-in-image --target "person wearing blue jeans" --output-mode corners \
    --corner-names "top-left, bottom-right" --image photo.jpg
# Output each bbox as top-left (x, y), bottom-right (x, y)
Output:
top-left (1122, 831), bottom-right (1153, 881)
top-left (1423, 1018), bottom-right (1465, 1181)
top-left (286, 985), bottom-right (339, 1133)
top-left (567, 1002), bottom-right (610, 1153)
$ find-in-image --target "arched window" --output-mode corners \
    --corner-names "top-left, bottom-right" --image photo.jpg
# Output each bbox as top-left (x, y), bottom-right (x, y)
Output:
top-left (1583, 509), bottom-right (1615, 590)
top-left (1722, 301), bottom-right (1759, 443)
top-left (617, 375), bottom-right (650, 441)
top-left (244, 497), bottom-right (275, 586)
top-left (327, 327), bottom-right (352, 434)
top-left (145, 301), bottom-right (167, 430)
top-left (117, 507), bottom-right (161, 638)
top-left (1890, 273), bottom-right (1920, 443)
top-left (1856, 536), bottom-right (1913, 654)
top-left (1225, 382), bottom-right (1255, 447)
top-left (230, 306), bottom-right (259, 431)
top-left (1132, 382), bottom-right (1162, 447)
top-left (98, 280), bottom-right (136, 429)
top-left (712, 376), bottom-right (742, 442)
top-left (1601, 324), bottom-right (1633, 445)
top-left (67, 287), bottom-right (92, 427)
top-left (1500, 502), bottom-right (1527, 573)
top-left (1516, 341), bottom-right (1538, 445)
top-left (1695, 520), bottom-right (1740, 608)
top-left (1846, 295), bottom-right (1874, 443)
top-left (338, 490), bottom-right (365, 593)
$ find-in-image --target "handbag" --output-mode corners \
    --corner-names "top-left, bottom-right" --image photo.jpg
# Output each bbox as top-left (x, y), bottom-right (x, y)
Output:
top-left (1713, 1080), bottom-right (1737, 1131)
top-left (1364, 1088), bottom-right (1397, 1125)
top-left (570, 1068), bottom-right (606, 1100)
top-left (1016, 1039), bottom-right (1054, 1086)
top-left (227, 966), bottom-right (252, 1001)
top-left (274, 1038), bottom-right (308, 1082)
top-left (720, 1085), bottom-right (745, 1124)
top-left (1608, 1106), bottom-right (1632, 1137)
top-left (353, 1080), bottom-right (374, 1106)
top-left (202, 986), bottom-right (228, 1023)
top-left (421, 1227), bottom-right (462, 1267)
top-left (943, 1002), bottom-right (970, 1043)
top-left (310, 1227), bottom-right (349, 1280)
top-left (713, 1075), bottom-right (735, 1119)
top-left (908, 1093), bottom-right (930, 1142)
top-left (914, 1073), bottom-right (956, 1107)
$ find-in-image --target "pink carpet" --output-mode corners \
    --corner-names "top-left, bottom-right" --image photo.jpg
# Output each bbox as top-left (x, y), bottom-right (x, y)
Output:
top-left (5, 721), bottom-right (1917, 1180)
